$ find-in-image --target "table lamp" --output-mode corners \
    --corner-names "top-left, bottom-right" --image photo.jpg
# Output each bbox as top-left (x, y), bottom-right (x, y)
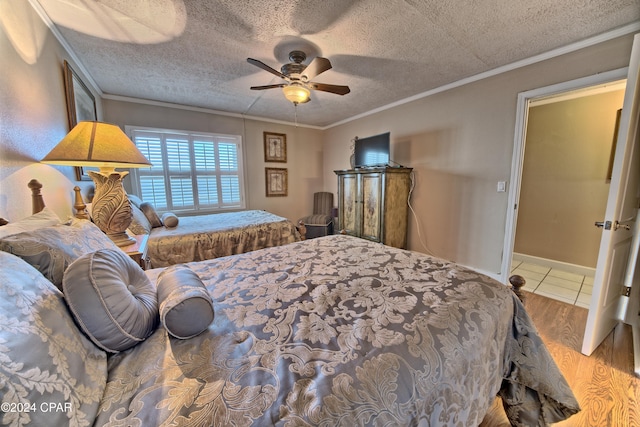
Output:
top-left (42, 121), bottom-right (151, 246)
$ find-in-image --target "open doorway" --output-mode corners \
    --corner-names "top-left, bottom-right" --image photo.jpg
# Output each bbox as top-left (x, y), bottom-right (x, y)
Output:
top-left (511, 83), bottom-right (626, 308)
top-left (501, 69), bottom-right (629, 304)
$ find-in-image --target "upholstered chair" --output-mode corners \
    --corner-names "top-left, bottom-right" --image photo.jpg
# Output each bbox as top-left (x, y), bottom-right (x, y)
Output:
top-left (298, 192), bottom-right (334, 239)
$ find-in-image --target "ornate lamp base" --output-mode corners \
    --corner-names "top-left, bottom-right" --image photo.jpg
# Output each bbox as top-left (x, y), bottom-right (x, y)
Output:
top-left (107, 231), bottom-right (136, 246)
top-left (88, 169), bottom-right (136, 247)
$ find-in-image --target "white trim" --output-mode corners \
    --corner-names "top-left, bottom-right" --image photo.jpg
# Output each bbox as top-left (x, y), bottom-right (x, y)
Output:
top-left (529, 80), bottom-right (627, 107)
top-left (327, 23), bottom-right (640, 129)
top-left (103, 94), bottom-right (324, 130)
top-left (499, 67), bottom-right (630, 283)
top-left (28, 0), bottom-right (102, 96)
top-left (125, 125), bottom-right (247, 212)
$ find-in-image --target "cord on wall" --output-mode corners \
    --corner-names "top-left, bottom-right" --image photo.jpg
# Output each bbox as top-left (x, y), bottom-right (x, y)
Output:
top-left (407, 170), bottom-right (434, 256)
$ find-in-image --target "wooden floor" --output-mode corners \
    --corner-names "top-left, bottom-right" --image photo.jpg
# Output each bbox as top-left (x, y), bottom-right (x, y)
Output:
top-left (480, 291), bottom-right (640, 426)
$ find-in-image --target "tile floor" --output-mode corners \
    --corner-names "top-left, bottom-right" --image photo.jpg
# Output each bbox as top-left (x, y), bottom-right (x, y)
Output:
top-left (511, 259), bottom-right (594, 308)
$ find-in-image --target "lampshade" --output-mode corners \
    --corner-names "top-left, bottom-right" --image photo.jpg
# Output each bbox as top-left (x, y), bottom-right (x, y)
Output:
top-left (282, 84), bottom-right (310, 105)
top-left (42, 121), bottom-right (151, 169)
top-left (42, 121), bottom-right (151, 247)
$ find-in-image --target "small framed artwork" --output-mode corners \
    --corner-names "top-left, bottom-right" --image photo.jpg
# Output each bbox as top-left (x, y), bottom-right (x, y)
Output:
top-left (265, 167), bottom-right (288, 197)
top-left (264, 132), bottom-right (287, 162)
top-left (63, 60), bottom-right (98, 181)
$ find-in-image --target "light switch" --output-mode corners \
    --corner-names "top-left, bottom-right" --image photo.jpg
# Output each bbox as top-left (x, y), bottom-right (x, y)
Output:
top-left (497, 181), bottom-right (506, 192)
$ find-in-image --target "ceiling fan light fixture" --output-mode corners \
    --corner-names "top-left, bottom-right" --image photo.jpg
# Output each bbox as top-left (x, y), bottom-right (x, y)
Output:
top-left (282, 84), bottom-right (310, 105)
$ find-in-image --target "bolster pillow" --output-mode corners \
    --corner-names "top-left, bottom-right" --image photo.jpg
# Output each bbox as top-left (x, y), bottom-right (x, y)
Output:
top-left (161, 212), bottom-right (179, 228)
top-left (157, 265), bottom-right (214, 339)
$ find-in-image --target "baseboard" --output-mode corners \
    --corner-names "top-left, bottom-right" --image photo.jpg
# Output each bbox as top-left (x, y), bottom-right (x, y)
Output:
top-left (513, 253), bottom-right (596, 277)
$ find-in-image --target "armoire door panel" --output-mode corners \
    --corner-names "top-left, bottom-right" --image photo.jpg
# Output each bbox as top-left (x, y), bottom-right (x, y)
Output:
top-left (361, 173), bottom-right (382, 241)
top-left (340, 174), bottom-right (358, 236)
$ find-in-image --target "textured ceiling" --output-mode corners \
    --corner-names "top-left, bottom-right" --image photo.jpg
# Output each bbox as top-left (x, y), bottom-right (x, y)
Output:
top-left (32, 0), bottom-right (640, 128)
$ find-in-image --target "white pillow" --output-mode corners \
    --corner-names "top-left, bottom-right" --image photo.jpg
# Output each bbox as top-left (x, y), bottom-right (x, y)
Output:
top-left (0, 207), bottom-right (61, 238)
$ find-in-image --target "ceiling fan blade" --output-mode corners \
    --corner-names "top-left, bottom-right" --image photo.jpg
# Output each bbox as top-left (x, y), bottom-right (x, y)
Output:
top-left (250, 84), bottom-right (287, 90)
top-left (301, 57), bottom-right (332, 81)
top-left (309, 82), bottom-right (350, 95)
top-left (247, 58), bottom-right (287, 79)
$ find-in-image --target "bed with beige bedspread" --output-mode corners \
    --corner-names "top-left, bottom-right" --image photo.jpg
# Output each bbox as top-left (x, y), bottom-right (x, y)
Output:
top-left (141, 209), bottom-right (301, 268)
top-left (121, 193), bottom-right (301, 268)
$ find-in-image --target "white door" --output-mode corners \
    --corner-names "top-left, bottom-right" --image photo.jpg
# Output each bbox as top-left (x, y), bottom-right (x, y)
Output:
top-left (582, 33), bottom-right (640, 356)
top-left (622, 211), bottom-right (640, 375)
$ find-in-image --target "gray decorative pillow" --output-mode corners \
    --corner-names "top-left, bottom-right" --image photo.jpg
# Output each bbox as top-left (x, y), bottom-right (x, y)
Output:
top-left (157, 265), bottom-right (214, 339)
top-left (140, 202), bottom-right (162, 228)
top-left (63, 249), bottom-right (159, 353)
top-left (0, 219), bottom-right (119, 289)
top-left (0, 251), bottom-right (107, 427)
top-left (161, 212), bottom-right (179, 228)
top-left (129, 203), bottom-right (152, 235)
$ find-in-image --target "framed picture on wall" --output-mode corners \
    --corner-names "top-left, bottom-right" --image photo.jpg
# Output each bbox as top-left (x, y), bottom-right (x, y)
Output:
top-left (264, 132), bottom-right (287, 162)
top-left (265, 167), bottom-right (288, 197)
top-left (63, 60), bottom-right (97, 181)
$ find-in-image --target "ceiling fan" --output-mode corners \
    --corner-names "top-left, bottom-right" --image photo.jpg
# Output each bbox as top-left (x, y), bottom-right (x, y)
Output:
top-left (247, 50), bottom-right (350, 105)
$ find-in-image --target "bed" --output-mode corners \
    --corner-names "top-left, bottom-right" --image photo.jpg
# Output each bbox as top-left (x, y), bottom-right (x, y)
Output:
top-left (132, 208), bottom-right (302, 268)
top-left (74, 187), bottom-right (302, 268)
top-left (0, 181), bottom-right (580, 426)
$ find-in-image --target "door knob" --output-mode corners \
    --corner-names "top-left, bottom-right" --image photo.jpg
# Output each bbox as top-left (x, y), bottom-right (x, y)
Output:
top-left (595, 220), bottom-right (633, 230)
top-left (614, 220), bottom-right (632, 231)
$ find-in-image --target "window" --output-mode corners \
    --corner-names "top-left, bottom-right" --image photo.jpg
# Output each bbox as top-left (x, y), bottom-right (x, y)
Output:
top-left (127, 126), bottom-right (245, 213)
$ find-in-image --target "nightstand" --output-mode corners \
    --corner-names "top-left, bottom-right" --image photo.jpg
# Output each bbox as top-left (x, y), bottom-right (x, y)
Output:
top-left (121, 233), bottom-right (150, 270)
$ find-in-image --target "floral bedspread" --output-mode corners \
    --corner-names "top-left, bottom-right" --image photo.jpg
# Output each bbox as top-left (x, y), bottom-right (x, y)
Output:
top-left (95, 235), bottom-right (579, 426)
top-left (146, 210), bottom-right (300, 267)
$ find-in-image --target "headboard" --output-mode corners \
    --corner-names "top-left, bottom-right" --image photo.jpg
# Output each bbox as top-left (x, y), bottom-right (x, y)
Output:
top-left (0, 179), bottom-right (45, 226)
top-left (0, 179), bottom-right (91, 225)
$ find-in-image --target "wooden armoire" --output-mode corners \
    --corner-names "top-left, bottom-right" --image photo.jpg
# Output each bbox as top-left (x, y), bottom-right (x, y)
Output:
top-left (335, 166), bottom-right (412, 248)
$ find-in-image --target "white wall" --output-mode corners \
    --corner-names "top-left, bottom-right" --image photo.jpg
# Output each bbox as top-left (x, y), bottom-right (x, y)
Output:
top-left (0, 0), bottom-right (96, 221)
top-left (323, 34), bottom-right (636, 276)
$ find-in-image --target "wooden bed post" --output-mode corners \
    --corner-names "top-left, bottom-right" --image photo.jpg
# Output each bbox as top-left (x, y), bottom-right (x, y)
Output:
top-left (28, 179), bottom-right (45, 214)
top-left (509, 274), bottom-right (526, 302)
top-left (73, 186), bottom-right (89, 220)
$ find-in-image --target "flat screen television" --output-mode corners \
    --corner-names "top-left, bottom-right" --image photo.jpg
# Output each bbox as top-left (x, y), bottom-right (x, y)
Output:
top-left (354, 132), bottom-right (390, 168)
